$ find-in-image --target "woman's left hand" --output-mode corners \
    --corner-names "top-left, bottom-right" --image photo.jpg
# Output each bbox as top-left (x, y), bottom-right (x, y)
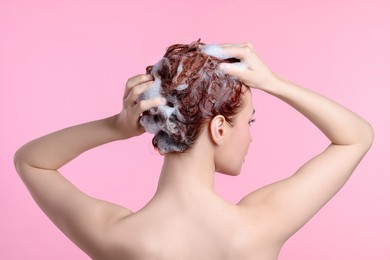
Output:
top-left (219, 43), bottom-right (277, 92)
top-left (116, 74), bottom-right (166, 139)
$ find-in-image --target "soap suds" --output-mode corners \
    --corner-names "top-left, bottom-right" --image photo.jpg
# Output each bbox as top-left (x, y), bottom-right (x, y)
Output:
top-left (201, 44), bottom-right (248, 72)
top-left (139, 77), bottom-right (162, 101)
top-left (139, 60), bottom-right (187, 154)
top-left (161, 105), bottom-right (175, 118)
top-left (155, 132), bottom-right (187, 154)
top-left (151, 59), bottom-right (163, 75)
top-left (177, 62), bottom-right (183, 75)
top-left (176, 83), bottom-right (188, 91)
top-left (140, 115), bottom-right (161, 134)
top-left (200, 44), bottom-right (233, 59)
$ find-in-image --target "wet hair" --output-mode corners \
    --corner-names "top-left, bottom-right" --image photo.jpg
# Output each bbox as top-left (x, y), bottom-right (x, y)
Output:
top-left (139, 39), bottom-right (246, 154)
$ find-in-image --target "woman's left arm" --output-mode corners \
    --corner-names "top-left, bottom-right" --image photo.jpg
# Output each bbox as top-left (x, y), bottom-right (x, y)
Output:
top-left (13, 74), bottom-right (164, 257)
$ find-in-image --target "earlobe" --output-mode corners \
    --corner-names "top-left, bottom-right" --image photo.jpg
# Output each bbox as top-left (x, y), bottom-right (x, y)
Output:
top-left (209, 115), bottom-right (226, 145)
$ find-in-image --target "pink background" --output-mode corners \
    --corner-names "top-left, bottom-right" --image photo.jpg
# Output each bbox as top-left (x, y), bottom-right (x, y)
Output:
top-left (1, 0), bottom-right (389, 259)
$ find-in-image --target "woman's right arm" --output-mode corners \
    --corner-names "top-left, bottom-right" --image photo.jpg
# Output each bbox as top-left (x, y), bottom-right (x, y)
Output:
top-left (14, 74), bottom-right (164, 258)
top-left (220, 43), bottom-right (374, 242)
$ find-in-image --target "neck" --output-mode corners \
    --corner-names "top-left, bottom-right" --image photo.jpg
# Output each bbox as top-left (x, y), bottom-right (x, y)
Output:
top-left (155, 146), bottom-right (216, 199)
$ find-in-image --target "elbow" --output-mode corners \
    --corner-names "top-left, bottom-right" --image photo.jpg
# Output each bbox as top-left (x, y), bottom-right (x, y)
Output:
top-left (360, 121), bottom-right (374, 151)
top-left (367, 122), bottom-right (375, 147)
top-left (13, 147), bottom-right (24, 175)
top-left (13, 146), bottom-right (29, 176)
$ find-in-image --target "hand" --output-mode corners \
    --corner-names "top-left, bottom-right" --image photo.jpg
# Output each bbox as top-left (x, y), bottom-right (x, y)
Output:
top-left (116, 74), bottom-right (166, 139)
top-left (219, 43), bottom-right (278, 91)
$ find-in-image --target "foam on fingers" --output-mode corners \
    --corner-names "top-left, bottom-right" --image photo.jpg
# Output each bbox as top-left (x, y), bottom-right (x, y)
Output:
top-left (201, 44), bottom-right (248, 73)
top-left (140, 77), bottom-right (162, 101)
top-left (200, 44), bottom-right (234, 59)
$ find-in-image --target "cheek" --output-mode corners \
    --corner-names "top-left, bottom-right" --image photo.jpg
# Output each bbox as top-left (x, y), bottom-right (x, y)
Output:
top-left (234, 127), bottom-right (251, 157)
top-left (247, 129), bottom-right (253, 145)
top-left (242, 126), bottom-right (252, 146)
top-left (241, 128), bottom-right (252, 157)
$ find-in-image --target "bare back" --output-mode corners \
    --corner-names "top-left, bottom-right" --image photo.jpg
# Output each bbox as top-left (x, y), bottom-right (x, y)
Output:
top-left (102, 194), bottom-right (281, 260)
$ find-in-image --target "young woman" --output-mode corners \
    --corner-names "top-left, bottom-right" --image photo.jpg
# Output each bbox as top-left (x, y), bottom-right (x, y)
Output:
top-left (14, 40), bottom-right (373, 259)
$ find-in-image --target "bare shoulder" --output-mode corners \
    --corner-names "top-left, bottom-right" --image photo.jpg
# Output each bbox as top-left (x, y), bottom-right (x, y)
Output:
top-left (15, 162), bottom-right (134, 259)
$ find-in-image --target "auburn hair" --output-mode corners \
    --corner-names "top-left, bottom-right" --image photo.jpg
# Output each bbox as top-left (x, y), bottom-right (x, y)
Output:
top-left (143, 39), bottom-right (246, 154)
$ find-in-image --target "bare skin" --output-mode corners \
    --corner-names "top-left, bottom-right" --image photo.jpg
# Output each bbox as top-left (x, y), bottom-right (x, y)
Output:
top-left (14, 43), bottom-right (374, 259)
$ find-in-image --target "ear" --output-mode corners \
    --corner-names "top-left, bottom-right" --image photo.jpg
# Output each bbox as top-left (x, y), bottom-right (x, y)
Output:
top-left (209, 115), bottom-right (228, 145)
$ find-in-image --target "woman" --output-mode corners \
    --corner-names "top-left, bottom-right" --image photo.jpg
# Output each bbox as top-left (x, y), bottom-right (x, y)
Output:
top-left (14, 40), bottom-right (374, 259)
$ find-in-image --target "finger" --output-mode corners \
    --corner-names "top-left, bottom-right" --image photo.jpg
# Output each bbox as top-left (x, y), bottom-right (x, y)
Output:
top-left (124, 74), bottom-right (154, 98)
top-left (126, 73), bottom-right (154, 88)
top-left (136, 97), bottom-right (166, 114)
top-left (206, 43), bottom-right (244, 48)
top-left (219, 43), bottom-right (254, 60)
top-left (219, 62), bottom-right (249, 78)
top-left (218, 43), bottom-right (241, 47)
top-left (124, 80), bottom-right (154, 105)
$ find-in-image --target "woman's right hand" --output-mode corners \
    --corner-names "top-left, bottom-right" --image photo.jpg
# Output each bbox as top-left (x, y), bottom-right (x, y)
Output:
top-left (116, 74), bottom-right (166, 139)
top-left (219, 43), bottom-right (278, 91)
